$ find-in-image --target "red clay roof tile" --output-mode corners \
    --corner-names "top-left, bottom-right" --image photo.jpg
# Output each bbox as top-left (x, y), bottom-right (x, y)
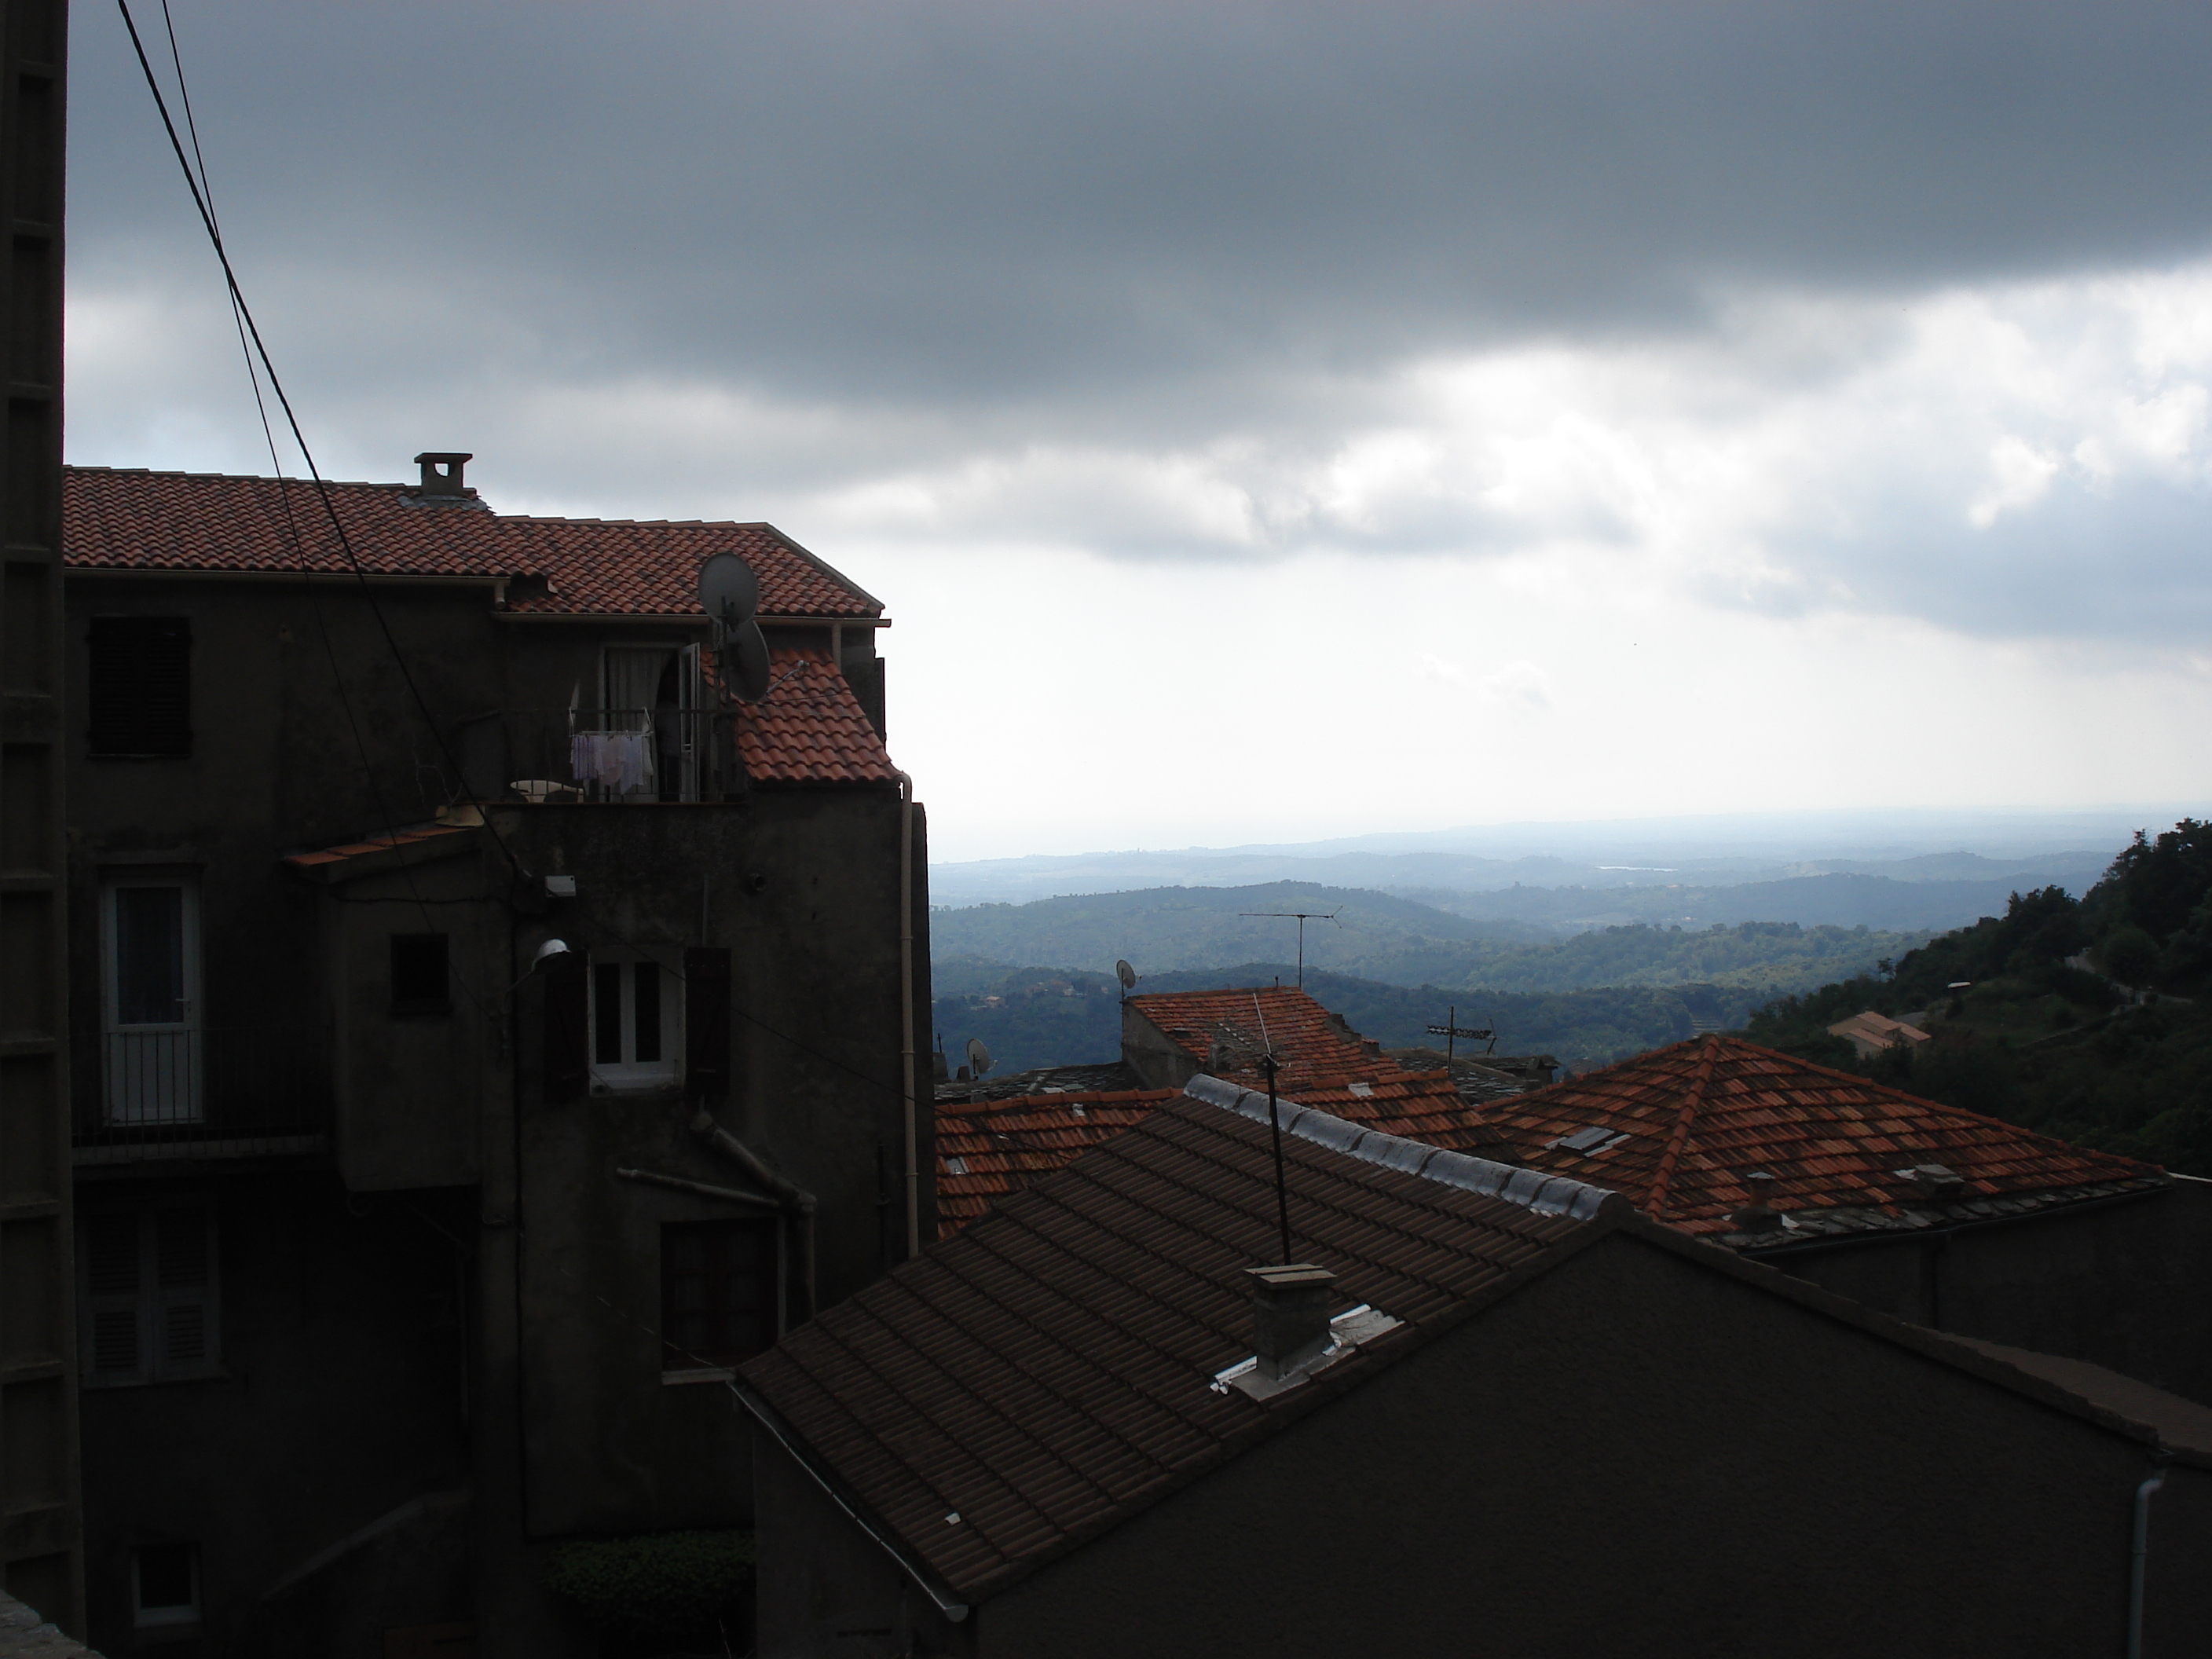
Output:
top-left (63, 465), bottom-right (881, 619)
top-left (1479, 1034), bottom-right (2164, 1237)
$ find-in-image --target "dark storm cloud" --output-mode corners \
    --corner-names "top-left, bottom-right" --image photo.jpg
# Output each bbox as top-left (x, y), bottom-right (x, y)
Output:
top-left (69, 0), bottom-right (2212, 417)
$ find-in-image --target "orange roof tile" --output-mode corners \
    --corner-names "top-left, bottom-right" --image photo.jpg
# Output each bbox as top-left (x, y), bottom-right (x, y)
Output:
top-left (935, 1089), bottom-right (1180, 1239)
top-left (935, 988), bottom-right (1521, 1237)
top-left (63, 465), bottom-right (881, 619)
top-left (1125, 985), bottom-right (1433, 1098)
top-left (734, 647), bottom-right (897, 785)
top-left (1474, 1034), bottom-right (2166, 1240)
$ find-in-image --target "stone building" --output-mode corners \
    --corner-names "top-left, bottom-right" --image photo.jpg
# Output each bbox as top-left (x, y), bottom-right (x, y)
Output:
top-left (61, 458), bottom-right (931, 1655)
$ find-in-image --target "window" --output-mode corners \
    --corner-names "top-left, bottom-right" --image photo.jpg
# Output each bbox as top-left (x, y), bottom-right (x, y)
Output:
top-left (88, 615), bottom-right (192, 756)
top-left (390, 934), bottom-right (451, 1015)
top-left (589, 953), bottom-right (678, 1089)
top-left (132, 1542), bottom-right (200, 1629)
top-left (81, 1205), bottom-right (220, 1386)
top-left (100, 873), bottom-right (201, 1125)
top-left (660, 1218), bottom-right (776, 1371)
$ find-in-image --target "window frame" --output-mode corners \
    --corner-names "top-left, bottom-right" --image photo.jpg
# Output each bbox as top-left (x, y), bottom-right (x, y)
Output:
top-left (98, 870), bottom-right (203, 1126)
top-left (658, 1215), bottom-right (781, 1379)
top-left (130, 1540), bottom-right (201, 1629)
top-left (79, 1202), bottom-right (222, 1389)
top-left (586, 950), bottom-right (680, 1091)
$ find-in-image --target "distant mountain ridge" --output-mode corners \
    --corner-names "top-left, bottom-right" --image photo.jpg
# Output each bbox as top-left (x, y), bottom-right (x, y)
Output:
top-left (930, 844), bottom-right (2111, 908)
top-left (928, 881), bottom-right (1928, 999)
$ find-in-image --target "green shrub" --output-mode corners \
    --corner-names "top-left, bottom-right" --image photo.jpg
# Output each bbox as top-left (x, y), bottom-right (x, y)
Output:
top-left (2101, 925), bottom-right (2161, 988)
top-left (545, 1529), bottom-right (755, 1655)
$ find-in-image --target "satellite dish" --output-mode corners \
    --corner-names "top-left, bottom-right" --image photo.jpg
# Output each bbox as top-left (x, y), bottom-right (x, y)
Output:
top-left (965, 1037), bottom-right (993, 1078)
top-left (696, 553), bottom-right (760, 629)
top-left (698, 554), bottom-right (771, 703)
top-left (1115, 960), bottom-right (1137, 994)
top-left (728, 617), bottom-right (772, 702)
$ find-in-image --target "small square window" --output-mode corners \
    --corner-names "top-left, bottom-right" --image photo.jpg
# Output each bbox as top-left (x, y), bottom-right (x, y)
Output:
top-left (132, 1541), bottom-right (199, 1628)
top-left (661, 1218), bottom-right (777, 1370)
top-left (390, 935), bottom-right (451, 1016)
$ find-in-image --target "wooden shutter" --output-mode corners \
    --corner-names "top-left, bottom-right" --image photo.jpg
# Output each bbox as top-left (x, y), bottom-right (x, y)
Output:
top-left (683, 947), bottom-right (732, 1101)
top-left (82, 1210), bottom-right (145, 1383)
top-left (152, 1207), bottom-right (216, 1378)
top-left (87, 616), bottom-right (192, 756)
top-left (542, 949), bottom-right (588, 1103)
top-left (660, 1218), bottom-right (774, 1366)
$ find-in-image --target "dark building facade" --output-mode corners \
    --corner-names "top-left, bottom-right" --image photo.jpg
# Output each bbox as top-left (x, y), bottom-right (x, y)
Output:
top-left (745, 1081), bottom-right (2212, 1659)
top-left (61, 460), bottom-right (931, 1655)
top-left (0, 0), bottom-right (82, 1633)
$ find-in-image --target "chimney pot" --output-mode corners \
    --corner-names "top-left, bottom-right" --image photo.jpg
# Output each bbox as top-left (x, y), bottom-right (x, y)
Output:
top-left (413, 451), bottom-right (474, 496)
top-left (1244, 1263), bottom-right (1338, 1381)
top-left (1730, 1169), bottom-right (1784, 1232)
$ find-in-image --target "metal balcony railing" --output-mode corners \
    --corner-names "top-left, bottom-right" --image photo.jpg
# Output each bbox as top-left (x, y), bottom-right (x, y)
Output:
top-left (460, 707), bottom-right (739, 804)
top-left (73, 1025), bottom-right (334, 1162)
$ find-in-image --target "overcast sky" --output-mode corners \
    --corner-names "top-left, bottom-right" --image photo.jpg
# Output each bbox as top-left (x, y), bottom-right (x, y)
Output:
top-left (66, 2), bottom-right (2212, 859)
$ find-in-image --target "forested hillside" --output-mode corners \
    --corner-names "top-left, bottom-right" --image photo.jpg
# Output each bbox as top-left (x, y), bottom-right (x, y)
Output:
top-left (1747, 821), bottom-right (2212, 1176)
top-left (930, 881), bottom-right (1924, 1000)
top-left (931, 961), bottom-right (1746, 1079)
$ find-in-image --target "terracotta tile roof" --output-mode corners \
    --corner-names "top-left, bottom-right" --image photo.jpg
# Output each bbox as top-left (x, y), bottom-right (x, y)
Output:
top-left (734, 647), bottom-right (897, 785)
top-left (1473, 1034), bottom-right (2167, 1242)
top-left (742, 1088), bottom-right (1617, 1606)
top-left (936, 1062), bottom-right (1144, 1105)
top-left (1126, 986), bottom-right (1427, 1097)
top-left (62, 465), bottom-right (881, 619)
top-left (934, 1089), bottom-right (1180, 1239)
top-left (281, 822), bottom-right (477, 879)
top-left (928, 992), bottom-right (1526, 1239)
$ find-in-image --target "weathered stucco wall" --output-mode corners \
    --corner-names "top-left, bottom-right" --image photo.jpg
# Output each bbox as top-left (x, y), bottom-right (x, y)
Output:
top-left (1767, 1177), bottom-right (2212, 1406)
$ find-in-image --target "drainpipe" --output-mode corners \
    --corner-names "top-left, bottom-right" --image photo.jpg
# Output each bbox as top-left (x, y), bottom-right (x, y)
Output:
top-left (690, 1111), bottom-right (819, 1320)
top-left (895, 770), bottom-right (919, 1258)
top-left (2128, 1459), bottom-right (2167, 1659)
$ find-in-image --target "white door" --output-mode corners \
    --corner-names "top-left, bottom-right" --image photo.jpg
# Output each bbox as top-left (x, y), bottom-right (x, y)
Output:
top-left (102, 875), bottom-right (202, 1124)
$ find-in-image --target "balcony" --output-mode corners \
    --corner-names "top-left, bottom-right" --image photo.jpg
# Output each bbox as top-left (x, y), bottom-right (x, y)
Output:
top-left (460, 707), bottom-right (738, 804)
top-left (73, 1025), bottom-right (333, 1164)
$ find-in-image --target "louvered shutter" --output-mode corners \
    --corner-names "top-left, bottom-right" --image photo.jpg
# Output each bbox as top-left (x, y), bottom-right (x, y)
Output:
top-left (82, 1210), bottom-right (146, 1383)
top-left (683, 947), bottom-right (732, 1101)
top-left (153, 1207), bottom-right (217, 1378)
top-left (542, 949), bottom-right (588, 1103)
top-left (87, 616), bottom-right (192, 756)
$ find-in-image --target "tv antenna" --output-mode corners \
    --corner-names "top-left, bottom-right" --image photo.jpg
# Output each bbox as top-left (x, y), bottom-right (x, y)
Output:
top-left (965, 1037), bottom-right (993, 1079)
top-left (697, 552), bottom-right (772, 703)
top-left (1250, 991), bottom-right (1293, 1265)
top-left (1425, 1005), bottom-right (1497, 1061)
top-left (1115, 959), bottom-right (1137, 999)
top-left (1238, 906), bottom-right (1341, 987)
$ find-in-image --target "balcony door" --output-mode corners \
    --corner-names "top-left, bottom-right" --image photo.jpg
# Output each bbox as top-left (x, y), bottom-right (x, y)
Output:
top-left (101, 874), bottom-right (202, 1124)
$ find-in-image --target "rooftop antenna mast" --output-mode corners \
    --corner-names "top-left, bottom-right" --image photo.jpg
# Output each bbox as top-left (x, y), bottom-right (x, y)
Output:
top-left (1425, 1005), bottom-right (1498, 1061)
top-left (1251, 992), bottom-right (1293, 1265)
top-left (1238, 906), bottom-right (1342, 988)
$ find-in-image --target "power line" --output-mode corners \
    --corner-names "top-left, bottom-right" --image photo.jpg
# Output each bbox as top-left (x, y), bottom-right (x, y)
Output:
top-left (115, 0), bottom-right (525, 886)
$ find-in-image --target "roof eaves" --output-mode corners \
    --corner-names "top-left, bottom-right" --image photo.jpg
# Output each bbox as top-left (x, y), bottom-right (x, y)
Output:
top-left (731, 1377), bottom-right (974, 1623)
top-left (760, 523), bottom-right (887, 614)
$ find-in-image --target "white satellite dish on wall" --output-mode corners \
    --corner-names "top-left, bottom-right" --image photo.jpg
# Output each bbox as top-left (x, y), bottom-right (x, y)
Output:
top-left (965, 1037), bottom-right (993, 1079)
top-left (698, 552), bottom-right (771, 702)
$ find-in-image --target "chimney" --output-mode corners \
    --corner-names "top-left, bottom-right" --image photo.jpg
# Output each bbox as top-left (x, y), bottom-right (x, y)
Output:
top-left (1896, 1163), bottom-right (1965, 1203)
top-left (414, 452), bottom-right (474, 497)
top-left (1730, 1170), bottom-right (1783, 1232)
top-left (1244, 1264), bottom-right (1337, 1381)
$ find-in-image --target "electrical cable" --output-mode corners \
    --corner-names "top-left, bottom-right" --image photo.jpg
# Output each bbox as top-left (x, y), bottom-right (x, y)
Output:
top-left (116, 0), bottom-right (526, 889)
top-left (124, 0), bottom-right (508, 1016)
